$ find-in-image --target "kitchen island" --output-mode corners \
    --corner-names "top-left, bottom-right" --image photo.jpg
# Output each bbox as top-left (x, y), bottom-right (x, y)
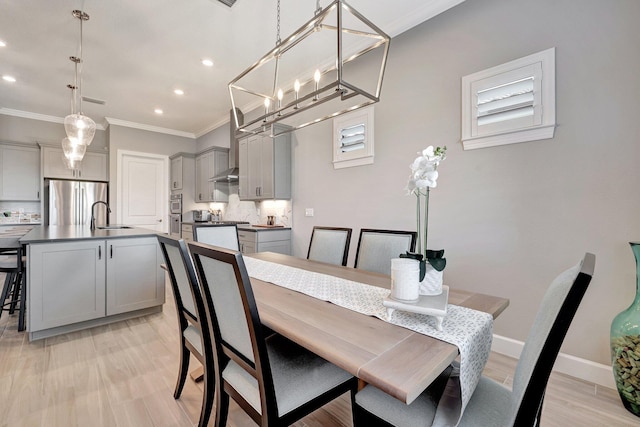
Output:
top-left (21, 225), bottom-right (165, 340)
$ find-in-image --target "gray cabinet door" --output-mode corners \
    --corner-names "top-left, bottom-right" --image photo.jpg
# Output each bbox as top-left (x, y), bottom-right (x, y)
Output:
top-left (238, 138), bottom-right (249, 199)
top-left (29, 240), bottom-right (106, 331)
top-left (0, 144), bottom-right (40, 201)
top-left (106, 237), bottom-right (165, 315)
top-left (195, 151), bottom-right (212, 202)
top-left (212, 150), bottom-right (229, 202)
top-left (238, 128), bottom-right (291, 201)
top-left (247, 135), bottom-right (263, 198)
top-left (171, 156), bottom-right (183, 190)
top-left (77, 152), bottom-right (108, 181)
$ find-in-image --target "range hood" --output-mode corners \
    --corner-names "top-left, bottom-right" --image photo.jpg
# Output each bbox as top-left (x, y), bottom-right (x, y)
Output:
top-left (210, 108), bottom-right (243, 182)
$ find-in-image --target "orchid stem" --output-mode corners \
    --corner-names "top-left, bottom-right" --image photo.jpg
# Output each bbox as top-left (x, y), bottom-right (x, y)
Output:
top-left (424, 187), bottom-right (429, 256)
top-left (416, 192), bottom-right (422, 255)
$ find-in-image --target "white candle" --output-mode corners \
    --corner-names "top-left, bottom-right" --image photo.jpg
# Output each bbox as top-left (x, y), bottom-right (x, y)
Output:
top-left (313, 69), bottom-right (321, 100)
top-left (294, 80), bottom-right (300, 109)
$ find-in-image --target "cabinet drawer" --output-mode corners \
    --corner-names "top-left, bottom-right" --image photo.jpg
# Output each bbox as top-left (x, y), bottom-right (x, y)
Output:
top-left (237, 230), bottom-right (254, 242)
top-left (256, 229), bottom-right (291, 243)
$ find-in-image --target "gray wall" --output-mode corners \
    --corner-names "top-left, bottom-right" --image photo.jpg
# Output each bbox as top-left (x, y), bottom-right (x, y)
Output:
top-left (290, 0), bottom-right (640, 365)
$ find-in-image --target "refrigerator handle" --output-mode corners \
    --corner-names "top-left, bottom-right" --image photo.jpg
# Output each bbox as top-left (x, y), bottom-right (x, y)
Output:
top-left (80, 186), bottom-right (86, 225)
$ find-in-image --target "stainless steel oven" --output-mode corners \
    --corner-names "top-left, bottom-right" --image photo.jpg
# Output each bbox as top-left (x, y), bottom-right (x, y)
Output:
top-left (170, 214), bottom-right (181, 237)
top-left (170, 194), bottom-right (182, 214)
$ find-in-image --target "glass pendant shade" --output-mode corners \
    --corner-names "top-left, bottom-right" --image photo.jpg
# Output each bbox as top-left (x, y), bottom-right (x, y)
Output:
top-left (64, 113), bottom-right (96, 146)
top-left (62, 154), bottom-right (82, 171)
top-left (62, 137), bottom-right (87, 162)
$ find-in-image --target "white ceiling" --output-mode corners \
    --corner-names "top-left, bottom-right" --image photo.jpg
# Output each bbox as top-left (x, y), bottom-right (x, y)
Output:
top-left (0, 0), bottom-right (464, 138)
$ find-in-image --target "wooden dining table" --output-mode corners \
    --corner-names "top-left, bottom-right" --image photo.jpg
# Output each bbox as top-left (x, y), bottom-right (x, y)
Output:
top-left (246, 252), bottom-right (509, 405)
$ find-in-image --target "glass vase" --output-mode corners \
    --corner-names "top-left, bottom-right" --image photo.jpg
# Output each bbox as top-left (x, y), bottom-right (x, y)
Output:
top-left (611, 242), bottom-right (640, 417)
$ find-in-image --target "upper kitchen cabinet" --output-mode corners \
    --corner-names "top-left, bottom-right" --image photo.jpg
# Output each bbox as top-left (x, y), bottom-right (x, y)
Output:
top-left (195, 148), bottom-right (229, 203)
top-left (238, 125), bottom-right (291, 201)
top-left (170, 153), bottom-right (195, 193)
top-left (41, 145), bottom-right (108, 181)
top-left (0, 143), bottom-right (40, 201)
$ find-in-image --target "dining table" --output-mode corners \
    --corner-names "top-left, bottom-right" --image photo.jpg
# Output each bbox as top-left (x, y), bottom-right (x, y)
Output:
top-left (245, 251), bottom-right (510, 406)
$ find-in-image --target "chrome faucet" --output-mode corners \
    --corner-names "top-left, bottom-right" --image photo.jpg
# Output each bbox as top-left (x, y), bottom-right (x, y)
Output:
top-left (90, 201), bottom-right (111, 230)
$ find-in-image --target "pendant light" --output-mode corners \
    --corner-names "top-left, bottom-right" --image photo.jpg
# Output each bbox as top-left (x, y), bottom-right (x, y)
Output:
top-left (229, 0), bottom-right (390, 137)
top-left (63, 9), bottom-right (96, 147)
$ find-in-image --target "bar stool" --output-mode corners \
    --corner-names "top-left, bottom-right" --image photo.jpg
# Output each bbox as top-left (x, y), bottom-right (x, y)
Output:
top-left (0, 248), bottom-right (25, 331)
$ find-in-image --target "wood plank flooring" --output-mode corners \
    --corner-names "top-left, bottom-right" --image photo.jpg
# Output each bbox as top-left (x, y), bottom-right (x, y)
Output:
top-left (1, 276), bottom-right (638, 426)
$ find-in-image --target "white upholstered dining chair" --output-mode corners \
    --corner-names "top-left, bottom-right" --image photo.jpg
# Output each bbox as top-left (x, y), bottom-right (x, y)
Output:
top-left (193, 224), bottom-right (240, 250)
top-left (307, 226), bottom-right (352, 266)
top-left (353, 252), bottom-right (595, 427)
top-left (354, 228), bottom-right (417, 276)
top-left (188, 241), bottom-right (357, 427)
top-left (157, 235), bottom-right (215, 427)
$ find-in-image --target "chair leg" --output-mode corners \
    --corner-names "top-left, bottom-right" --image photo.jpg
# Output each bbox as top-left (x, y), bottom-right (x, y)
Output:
top-left (18, 271), bottom-right (26, 332)
top-left (215, 390), bottom-right (230, 427)
top-left (9, 271), bottom-right (22, 314)
top-left (0, 273), bottom-right (12, 317)
top-left (174, 341), bottom-right (190, 399)
top-left (198, 369), bottom-right (215, 427)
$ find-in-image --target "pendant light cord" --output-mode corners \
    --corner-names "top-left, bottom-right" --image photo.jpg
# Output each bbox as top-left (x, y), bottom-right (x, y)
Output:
top-left (78, 12), bottom-right (84, 115)
top-left (276, 0), bottom-right (281, 46)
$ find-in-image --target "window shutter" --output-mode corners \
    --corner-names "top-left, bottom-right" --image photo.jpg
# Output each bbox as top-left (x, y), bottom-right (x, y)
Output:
top-left (339, 123), bottom-right (366, 152)
top-left (476, 77), bottom-right (535, 126)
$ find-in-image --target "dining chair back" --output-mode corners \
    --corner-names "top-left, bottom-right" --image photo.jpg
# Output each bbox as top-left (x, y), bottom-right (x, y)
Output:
top-left (354, 229), bottom-right (417, 276)
top-left (157, 235), bottom-right (215, 427)
top-left (353, 252), bottom-right (596, 427)
top-left (307, 226), bottom-right (352, 266)
top-left (193, 224), bottom-right (240, 251)
top-left (188, 241), bottom-right (357, 426)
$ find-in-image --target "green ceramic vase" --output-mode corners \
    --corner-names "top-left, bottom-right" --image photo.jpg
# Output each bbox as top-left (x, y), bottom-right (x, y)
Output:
top-left (611, 242), bottom-right (640, 416)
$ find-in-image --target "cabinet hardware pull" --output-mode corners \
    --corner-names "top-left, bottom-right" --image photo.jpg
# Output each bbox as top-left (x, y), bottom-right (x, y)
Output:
top-left (98, 246), bottom-right (101, 260)
top-left (110, 245), bottom-right (113, 258)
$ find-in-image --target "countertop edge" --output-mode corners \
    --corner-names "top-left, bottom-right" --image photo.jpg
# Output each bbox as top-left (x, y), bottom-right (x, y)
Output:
top-left (20, 226), bottom-right (161, 244)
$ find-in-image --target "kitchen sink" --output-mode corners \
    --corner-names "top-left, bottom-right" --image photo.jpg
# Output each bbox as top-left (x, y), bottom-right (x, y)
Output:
top-left (96, 225), bottom-right (133, 230)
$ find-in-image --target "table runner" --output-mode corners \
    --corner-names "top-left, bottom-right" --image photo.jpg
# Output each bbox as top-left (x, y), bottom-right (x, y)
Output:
top-left (244, 257), bottom-right (493, 426)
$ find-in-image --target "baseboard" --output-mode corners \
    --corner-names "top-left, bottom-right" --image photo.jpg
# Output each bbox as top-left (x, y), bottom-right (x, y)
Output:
top-left (491, 334), bottom-right (616, 390)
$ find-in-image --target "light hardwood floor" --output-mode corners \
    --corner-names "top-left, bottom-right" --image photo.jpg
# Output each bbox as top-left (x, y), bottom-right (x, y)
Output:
top-left (0, 276), bottom-right (638, 427)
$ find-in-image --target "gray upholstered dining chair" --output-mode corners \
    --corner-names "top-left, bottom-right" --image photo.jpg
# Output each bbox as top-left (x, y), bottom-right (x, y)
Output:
top-left (157, 235), bottom-right (215, 427)
top-left (188, 241), bottom-right (358, 427)
top-left (193, 224), bottom-right (240, 250)
top-left (354, 228), bottom-right (417, 276)
top-left (353, 252), bottom-right (595, 427)
top-left (307, 226), bottom-right (352, 266)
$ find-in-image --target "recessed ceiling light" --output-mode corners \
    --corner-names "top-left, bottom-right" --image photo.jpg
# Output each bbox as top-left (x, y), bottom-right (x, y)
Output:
top-left (0, 41), bottom-right (6, 47)
top-left (154, 108), bottom-right (163, 114)
top-left (202, 59), bottom-right (214, 67)
top-left (174, 89), bottom-right (184, 95)
top-left (2, 75), bottom-right (16, 83)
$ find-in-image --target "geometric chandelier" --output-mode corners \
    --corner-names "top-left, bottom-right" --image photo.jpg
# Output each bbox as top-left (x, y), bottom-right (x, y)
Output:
top-left (229, 0), bottom-right (390, 137)
top-left (62, 9), bottom-right (96, 167)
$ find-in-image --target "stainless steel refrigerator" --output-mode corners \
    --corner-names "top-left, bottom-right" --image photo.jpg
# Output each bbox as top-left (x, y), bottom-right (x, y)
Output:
top-left (45, 179), bottom-right (109, 226)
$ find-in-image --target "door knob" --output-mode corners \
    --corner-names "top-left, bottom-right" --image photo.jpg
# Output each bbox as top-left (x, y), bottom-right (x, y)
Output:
top-left (157, 219), bottom-right (162, 222)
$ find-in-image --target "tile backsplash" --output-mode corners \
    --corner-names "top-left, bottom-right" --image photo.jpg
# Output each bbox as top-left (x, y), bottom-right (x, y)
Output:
top-left (0, 202), bottom-right (41, 224)
top-left (208, 194), bottom-right (292, 227)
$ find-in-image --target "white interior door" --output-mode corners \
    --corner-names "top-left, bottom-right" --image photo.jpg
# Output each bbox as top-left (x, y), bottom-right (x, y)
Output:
top-left (117, 150), bottom-right (168, 232)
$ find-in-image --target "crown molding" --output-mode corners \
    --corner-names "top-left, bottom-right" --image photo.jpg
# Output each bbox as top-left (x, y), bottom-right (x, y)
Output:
top-left (383, 0), bottom-right (466, 37)
top-left (0, 108), bottom-right (107, 131)
top-left (104, 117), bottom-right (196, 139)
top-left (195, 116), bottom-right (230, 139)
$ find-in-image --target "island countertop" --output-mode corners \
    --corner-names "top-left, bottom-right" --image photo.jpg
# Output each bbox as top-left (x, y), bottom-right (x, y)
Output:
top-left (20, 225), bottom-right (160, 244)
